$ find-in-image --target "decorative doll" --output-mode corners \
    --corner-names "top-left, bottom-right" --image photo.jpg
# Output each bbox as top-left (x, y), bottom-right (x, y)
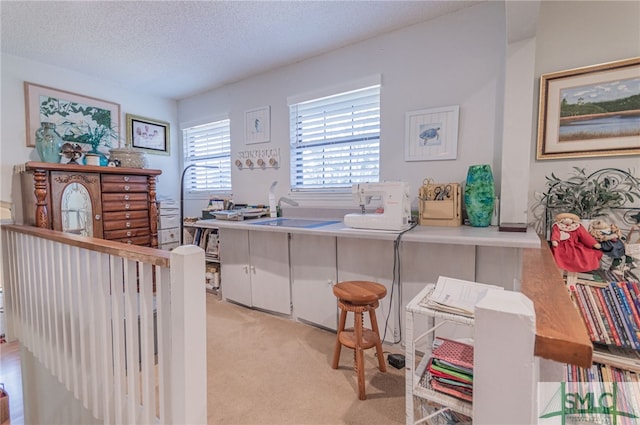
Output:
top-left (550, 213), bottom-right (602, 272)
top-left (589, 219), bottom-right (628, 275)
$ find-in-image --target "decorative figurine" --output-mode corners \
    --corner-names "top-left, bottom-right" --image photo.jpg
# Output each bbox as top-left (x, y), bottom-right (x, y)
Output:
top-left (589, 219), bottom-right (628, 275)
top-left (550, 212), bottom-right (602, 272)
top-left (59, 142), bottom-right (84, 165)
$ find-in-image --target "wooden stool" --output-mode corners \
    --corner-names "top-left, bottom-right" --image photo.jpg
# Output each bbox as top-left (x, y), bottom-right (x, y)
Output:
top-left (331, 280), bottom-right (387, 400)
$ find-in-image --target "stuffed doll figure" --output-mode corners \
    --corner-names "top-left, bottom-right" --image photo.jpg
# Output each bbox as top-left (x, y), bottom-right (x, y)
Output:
top-left (589, 219), bottom-right (628, 274)
top-left (550, 213), bottom-right (602, 272)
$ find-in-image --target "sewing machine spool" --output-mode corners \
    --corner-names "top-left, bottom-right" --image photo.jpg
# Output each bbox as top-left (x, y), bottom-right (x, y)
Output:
top-left (418, 181), bottom-right (461, 226)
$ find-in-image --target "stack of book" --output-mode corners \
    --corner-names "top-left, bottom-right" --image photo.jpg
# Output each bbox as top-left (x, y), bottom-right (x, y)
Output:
top-left (571, 279), bottom-right (640, 349)
top-left (423, 338), bottom-right (474, 402)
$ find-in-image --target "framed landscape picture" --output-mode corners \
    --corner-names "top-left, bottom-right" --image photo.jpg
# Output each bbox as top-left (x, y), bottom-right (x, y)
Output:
top-left (537, 57), bottom-right (640, 160)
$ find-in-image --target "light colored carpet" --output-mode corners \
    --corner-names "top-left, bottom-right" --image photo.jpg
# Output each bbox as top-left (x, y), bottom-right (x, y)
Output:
top-left (206, 293), bottom-right (406, 425)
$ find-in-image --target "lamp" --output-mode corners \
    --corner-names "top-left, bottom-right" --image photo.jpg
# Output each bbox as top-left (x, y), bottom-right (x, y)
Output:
top-left (180, 164), bottom-right (219, 244)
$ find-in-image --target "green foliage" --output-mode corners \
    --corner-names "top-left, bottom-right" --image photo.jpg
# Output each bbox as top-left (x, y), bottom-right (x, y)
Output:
top-left (560, 94), bottom-right (640, 117)
top-left (542, 167), bottom-right (640, 219)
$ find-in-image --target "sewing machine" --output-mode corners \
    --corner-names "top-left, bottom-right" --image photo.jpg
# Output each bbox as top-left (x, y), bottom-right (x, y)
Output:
top-left (344, 181), bottom-right (411, 231)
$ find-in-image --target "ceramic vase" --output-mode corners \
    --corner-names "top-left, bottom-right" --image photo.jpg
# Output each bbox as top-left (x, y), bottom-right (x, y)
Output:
top-left (35, 122), bottom-right (63, 163)
top-left (464, 164), bottom-right (495, 227)
top-left (83, 148), bottom-right (108, 166)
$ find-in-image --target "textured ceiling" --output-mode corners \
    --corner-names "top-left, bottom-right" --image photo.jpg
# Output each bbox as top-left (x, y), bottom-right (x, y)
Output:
top-left (1, 1), bottom-right (480, 100)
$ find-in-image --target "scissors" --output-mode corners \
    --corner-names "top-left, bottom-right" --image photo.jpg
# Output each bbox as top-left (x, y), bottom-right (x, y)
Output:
top-left (434, 185), bottom-right (452, 200)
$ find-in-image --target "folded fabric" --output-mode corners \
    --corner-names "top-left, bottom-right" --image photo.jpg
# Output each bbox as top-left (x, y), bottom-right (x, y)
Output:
top-left (432, 375), bottom-right (473, 390)
top-left (432, 358), bottom-right (473, 376)
top-left (430, 378), bottom-right (473, 402)
top-left (428, 360), bottom-right (473, 384)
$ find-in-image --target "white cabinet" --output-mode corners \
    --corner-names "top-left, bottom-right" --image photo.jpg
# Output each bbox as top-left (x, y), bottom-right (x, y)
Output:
top-left (219, 228), bottom-right (291, 315)
top-left (157, 198), bottom-right (180, 250)
top-left (405, 284), bottom-right (474, 425)
top-left (336, 237), bottom-right (397, 343)
top-left (290, 233), bottom-right (338, 330)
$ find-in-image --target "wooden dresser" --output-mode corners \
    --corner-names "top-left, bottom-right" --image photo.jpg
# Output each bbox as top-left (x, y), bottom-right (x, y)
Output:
top-left (21, 161), bottom-right (162, 248)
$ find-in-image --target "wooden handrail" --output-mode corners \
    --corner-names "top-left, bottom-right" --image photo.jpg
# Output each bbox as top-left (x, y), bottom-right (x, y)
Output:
top-left (1, 224), bottom-right (170, 267)
top-left (521, 234), bottom-right (592, 369)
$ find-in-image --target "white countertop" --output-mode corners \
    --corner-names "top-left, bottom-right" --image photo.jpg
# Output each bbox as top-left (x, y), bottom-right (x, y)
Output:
top-left (194, 217), bottom-right (541, 249)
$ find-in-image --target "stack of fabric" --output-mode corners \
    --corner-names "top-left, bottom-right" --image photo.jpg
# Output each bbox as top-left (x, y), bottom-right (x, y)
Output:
top-left (427, 338), bottom-right (473, 402)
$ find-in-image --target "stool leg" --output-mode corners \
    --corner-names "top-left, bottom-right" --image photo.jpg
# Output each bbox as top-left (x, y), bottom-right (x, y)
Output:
top-left (368, 307), bottom-right (387, 373)
top-left (332, 306), bottom-right (347, 369)
top-left (355, 310), bottom-right (366, 400)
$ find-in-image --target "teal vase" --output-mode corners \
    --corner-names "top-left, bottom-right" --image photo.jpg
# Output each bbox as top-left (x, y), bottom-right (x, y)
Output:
top-left (35, 122), bottom-right (62, 163)
top-left (464, 164), bottom-right (495, 227)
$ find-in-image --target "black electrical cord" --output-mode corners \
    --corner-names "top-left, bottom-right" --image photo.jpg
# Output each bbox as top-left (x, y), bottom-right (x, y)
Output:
top-left (382, 220), bottom-right (418, 344)
top-left (180, 164), bottom-right (219, 244)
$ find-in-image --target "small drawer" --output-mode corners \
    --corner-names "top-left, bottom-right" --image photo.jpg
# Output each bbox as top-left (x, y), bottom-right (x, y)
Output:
top-left (110, 235), bottom-right (151, 246)
top-left (103, 218), bottom-right (149, 231)
top-left (159, 207), bottom-right (180, 216)
top-left (158, 241), bottom-right (180, 251)
top-left (159, 214), bottom-right (180, 229)
top-left (158, 200), bottom-right (179, 210)
top-left (158, 228), bottom-right (180, 244)
top-left (104, 227), bottom-right (150, 240)
top-left (102, 210), bottom-right (148, 222)
top-left (102, 200), bottom-right (149, 212)
top-left (101, 182), bottom-right (149, 193)
top-left (102, 175), bottom-right (148, 184)
top-left (102, 193), bottom-right (148, 203)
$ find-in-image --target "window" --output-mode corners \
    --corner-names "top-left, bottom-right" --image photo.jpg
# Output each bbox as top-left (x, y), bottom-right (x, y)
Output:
top-left (182, 119), bottom-right (232, 193)
top-left (289, 84), bottom-right (380, 191)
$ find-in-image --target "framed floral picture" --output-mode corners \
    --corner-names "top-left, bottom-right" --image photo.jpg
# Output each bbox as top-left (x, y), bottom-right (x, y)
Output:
top-left (24, 82), bottom-right (120, 150)
top-left (126, 114), bottom-right (170, 155)
top-left (537, 57), bottom-right (640, 160)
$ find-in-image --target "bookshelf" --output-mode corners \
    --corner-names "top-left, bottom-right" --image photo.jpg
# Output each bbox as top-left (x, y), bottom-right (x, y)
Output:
top-left (405, 284), bottom-right (474, 424)
top-left (184, 222), bottom-right (220, 293)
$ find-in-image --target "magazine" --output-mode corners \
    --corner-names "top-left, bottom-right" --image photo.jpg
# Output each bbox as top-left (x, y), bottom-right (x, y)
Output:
top-left (421, 276), bottom-right (504, 317)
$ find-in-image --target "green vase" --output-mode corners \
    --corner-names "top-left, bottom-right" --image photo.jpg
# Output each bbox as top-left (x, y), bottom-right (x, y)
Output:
top-left (464, 164), bottom-right (495, 227)
top-left (35, 122), bottom-right (62, 163)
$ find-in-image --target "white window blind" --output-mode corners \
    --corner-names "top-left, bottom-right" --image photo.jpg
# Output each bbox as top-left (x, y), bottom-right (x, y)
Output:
top-left (289, 85), bottom-right (380, 191)
top-left (182, 119), bottom-right (232, 193)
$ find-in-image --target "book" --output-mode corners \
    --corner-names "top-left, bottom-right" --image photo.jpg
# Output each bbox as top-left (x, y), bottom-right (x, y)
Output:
top-left (622, 281), bottom-right (640, 330)
top-left (608, 284), bottom-right (638, 349)
top-left (421, 276), bottom-right (503, 317)
top-left (613, 282), bottom-right (640, 349)
top-left (603, 287), bottom-right (632, 348)
top-left (595, 287), bottom-right (622, 346)
top-left (573, 286), bottom-right (597, 342)
top-left (580, 284), bottom-right (605, 343)
top-left (586, 285), bottom-right (612, 345)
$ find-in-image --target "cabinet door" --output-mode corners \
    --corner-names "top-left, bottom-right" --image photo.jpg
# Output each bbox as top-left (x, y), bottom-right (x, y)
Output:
top-left (290, 233), bottom-right (337, 330)
top-left (249, 231), bottom-right (291, 315)
top-left (50, 171), bottom-right (103, 238)
top-left (337, 238), bottom-right (396, 342)
top-left (219, 229), bottom-right (252, 307)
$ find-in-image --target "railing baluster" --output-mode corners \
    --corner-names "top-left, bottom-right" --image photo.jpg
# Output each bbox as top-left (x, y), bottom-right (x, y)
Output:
top-left (1, 225), bottom-right (204, 425)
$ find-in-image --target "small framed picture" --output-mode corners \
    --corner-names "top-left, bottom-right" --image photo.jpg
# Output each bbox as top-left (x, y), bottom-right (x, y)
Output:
top-left (405, 105), bottom-right (459, 161)
top-left (245, 106), bottom-right (270, 144)
top-left (126, 113), bottom-right (170, 155)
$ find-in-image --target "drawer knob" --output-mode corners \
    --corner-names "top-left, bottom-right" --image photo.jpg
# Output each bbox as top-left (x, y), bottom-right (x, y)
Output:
top-left (124, 176), bottom-right (130, 182)
top-left (124, 204), bottom-right (130, 209)
top-left (126, 240), bottom-right (133, 244)
top-left (126, 231), bottom-right (132, 237)
top-left (95, 214), bottom-right (101, 221)
top-left (125, 213), bottom-right (131, 219)
top-left (124, 185), bottom-right (130, 191)
top-left (126, 222), bottom-right (131, 228)
top-left (124, 195), bottom-right (130, 200)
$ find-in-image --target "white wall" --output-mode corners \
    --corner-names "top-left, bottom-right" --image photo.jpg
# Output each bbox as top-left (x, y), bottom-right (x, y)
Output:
top-left (0, 53), bottom-right (180, 222)
top-left (528, 1), bottom-right (640, 226)
top-left (178, 2), bottom-right (507, 215)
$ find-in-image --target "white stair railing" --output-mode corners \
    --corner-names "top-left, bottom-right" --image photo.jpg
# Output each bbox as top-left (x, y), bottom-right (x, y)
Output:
top-left (1, 224), bottom-right (206, 425)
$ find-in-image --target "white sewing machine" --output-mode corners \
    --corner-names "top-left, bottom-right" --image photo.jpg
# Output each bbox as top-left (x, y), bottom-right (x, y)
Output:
top-left (344, 181), bottom-right (411, 231)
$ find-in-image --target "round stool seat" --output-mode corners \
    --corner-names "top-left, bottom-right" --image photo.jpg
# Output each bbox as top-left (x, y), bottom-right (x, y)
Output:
top-left (338, 328), bottom-right (380, 350)
top-left (332, 280), bottom-right (387, 305)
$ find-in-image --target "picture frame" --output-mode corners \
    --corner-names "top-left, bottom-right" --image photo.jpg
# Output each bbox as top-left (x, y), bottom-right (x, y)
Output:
top-left (244, 106), bottom-right (270, 144)
top-left (126, 113), bottom-right (170, 155)
top-left (24, 82), bottom-right (120, 148)
top-left (405, 105), bottom-right (459, 161)
top-left (537, 57), bottom-right (640, 160)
